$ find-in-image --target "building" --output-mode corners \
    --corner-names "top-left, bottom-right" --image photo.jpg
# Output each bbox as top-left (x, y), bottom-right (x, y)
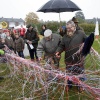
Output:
top-left (0, 17), bottom-right (25, 29)
top-left (86, 18), bottom-right (100, 24)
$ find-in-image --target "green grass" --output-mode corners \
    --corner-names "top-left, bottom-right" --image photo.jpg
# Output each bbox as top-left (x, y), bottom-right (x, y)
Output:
top-left (0, 39), bottom-right (100, 100)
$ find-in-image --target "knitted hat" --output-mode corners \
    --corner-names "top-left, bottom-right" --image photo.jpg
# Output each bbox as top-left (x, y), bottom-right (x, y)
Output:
top-left (44, 29), bottom-right (52, 37)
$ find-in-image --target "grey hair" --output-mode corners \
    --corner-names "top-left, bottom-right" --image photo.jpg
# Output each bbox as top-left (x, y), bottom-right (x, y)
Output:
top-left (66, 20), bottom-right (76, 27)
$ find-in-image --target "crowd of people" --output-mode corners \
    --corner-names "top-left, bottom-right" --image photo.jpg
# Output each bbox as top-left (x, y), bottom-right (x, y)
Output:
top-left (0, 17), bottom-right (87, 75)
top-left (0, 24), bottom-right (39, 59)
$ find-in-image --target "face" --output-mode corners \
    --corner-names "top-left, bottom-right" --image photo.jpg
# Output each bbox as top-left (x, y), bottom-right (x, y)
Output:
top-left (45, 35), bottom-right (51, 41)
top-left (15, 34), bottom-right (19, 38)
top-left (6, 32), bottom-right (10, 36)
top-left (42, 25), bottom-right (45, 29)
top-left (29, 26), bottom-right (33, 31)
top-left (75, 22), bottom-right (78, 26)
top-left (66, 24), bottom-right (75, 32)
top-left (66, 24), bottom-right (76, 36)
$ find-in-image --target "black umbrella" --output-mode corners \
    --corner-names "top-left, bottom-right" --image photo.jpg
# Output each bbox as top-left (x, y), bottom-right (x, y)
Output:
top-left (37, 0), bottom-right (81, 21)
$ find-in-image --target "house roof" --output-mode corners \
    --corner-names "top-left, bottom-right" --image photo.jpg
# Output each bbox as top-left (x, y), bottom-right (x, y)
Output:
top-left (0, 17), bottom-right (25, 23)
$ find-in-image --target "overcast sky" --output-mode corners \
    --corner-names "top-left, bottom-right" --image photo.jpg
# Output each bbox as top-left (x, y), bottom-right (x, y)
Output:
top-left (0, 0), bottom-right (99, 22)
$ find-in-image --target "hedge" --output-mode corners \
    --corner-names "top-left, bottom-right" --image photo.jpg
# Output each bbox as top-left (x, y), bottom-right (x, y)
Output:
top-left (36, 22), bottom-right (99, 36)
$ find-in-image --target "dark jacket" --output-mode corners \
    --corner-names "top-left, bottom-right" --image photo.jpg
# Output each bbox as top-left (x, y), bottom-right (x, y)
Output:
top-left (24, 29), bottom-right (39, 50)
top-left (0, 44), bottom-right (5, 49)
top-left (10, 31), bottom-right (15, 41)
top-left (56, 30), bottom-right (87, 64)
top-left (5, 37), bottom-right (14, 50)
top-left (76, 25), bottom-right (84, 32)
top-left (14, 37), bottom-right (24, 52)
top-left (40, 29), bottom-right (46, 36)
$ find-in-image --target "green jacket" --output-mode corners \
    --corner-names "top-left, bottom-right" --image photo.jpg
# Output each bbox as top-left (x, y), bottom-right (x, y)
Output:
top-left (56, 30), bottom-right (87, 64)
top-left (37, 34), bottom-right (62, 58)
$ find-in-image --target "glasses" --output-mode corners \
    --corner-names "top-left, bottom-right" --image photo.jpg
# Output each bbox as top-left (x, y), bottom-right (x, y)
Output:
top-left (67, 26), bottom-right (74, 30)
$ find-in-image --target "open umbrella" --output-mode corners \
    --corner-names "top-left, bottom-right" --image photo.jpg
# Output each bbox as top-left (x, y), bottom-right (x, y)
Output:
top-left (37, 0), bottom-right (81, 22)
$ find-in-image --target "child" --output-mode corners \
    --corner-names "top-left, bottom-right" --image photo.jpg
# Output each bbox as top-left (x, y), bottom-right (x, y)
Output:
top-left (14, 33), bottom-right (25, 58)
top-left (5, 32), bottom-right (14, 50)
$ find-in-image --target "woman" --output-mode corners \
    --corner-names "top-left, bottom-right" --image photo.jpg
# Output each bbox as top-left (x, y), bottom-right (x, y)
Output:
top-left (40, 24), bottom-right (47, 36)
top-left (24, 24), bottom-right (39, 61)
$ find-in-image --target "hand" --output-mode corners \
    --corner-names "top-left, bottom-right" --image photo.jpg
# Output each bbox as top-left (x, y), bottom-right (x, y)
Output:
top-left (28, 41), bottom-right (32, 44)
top-left (55, 52), bottom-right (60, 58)
top-left (38, 57), bottom-right (42, 61)
top-left (27, 40), bottom-right (29, 43)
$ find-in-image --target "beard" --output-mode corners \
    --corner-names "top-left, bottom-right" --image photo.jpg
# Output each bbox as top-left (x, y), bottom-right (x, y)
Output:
top-left (67, 32), bottom-right (74, 36)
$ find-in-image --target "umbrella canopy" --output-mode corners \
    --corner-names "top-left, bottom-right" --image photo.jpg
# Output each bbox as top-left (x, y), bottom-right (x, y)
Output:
top-left (37, 0), bottom-right (81, 21)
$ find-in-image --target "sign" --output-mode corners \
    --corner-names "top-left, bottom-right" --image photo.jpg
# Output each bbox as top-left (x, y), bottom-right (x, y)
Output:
top-left (1, 21), bottom-right (8, 28)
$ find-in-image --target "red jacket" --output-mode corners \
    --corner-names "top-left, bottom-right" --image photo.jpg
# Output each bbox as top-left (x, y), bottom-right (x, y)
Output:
top-left (19, 28), bottom-right (26, 36)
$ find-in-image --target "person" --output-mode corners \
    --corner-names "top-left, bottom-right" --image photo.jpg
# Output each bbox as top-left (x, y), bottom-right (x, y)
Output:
top-left (19, 25), bottom-right (26, 38)
top-left (37, 29), bottom-right (62, 69)
top-left (58, 26), bottom-right (66, 37)
top-left (11, 27), bottom-right (16, 34)
top-left (0, 43), bottom-right (5, 80)
top-left (14, 33), bottom-right (25, 58)
top-left (5, 32), bottom-right (14, 50)
top-left (55, 21), bottom-right (87, 74)
top-left (40, 24), bottom-right (47, 36)
top-left (0, 28), bottom-right (6, 39)
top-left (24, 24), bottom-right (39, 61)
top-left (72, 17), bottom-right (84, 31)
top-left (10, 27), bottom-right (16, 41)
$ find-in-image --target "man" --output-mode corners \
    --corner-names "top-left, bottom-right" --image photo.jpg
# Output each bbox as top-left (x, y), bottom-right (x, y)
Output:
top-left (10, 27), bottom-right (16, 41)
top-left (72, 17), bottom-right (84, 31)
top-left (24, 24), bottom-right (39, 61)
top-left (59, 26), bottom-right (66, 37)
top-left (56, 21), bottom-right (87, 74)
top-left (37, 29), bottom-right (62, 69)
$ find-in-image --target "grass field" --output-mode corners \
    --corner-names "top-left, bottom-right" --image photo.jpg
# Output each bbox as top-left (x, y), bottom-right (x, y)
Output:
top-left (0, 38), bottom-right (100, 100)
